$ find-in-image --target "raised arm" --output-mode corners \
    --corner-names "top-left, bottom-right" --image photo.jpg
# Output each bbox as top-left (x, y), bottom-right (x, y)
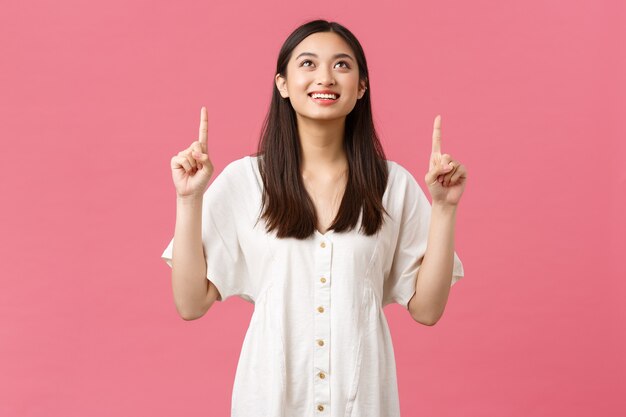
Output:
top-left (169, 106), bottom-right (220, 320)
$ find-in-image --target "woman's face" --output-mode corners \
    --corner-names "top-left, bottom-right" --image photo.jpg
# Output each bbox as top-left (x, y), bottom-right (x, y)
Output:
top-left (275, 32), bottom-right (367, 122)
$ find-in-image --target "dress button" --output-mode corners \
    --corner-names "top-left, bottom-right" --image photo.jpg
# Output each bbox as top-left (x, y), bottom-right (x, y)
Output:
top-left (319, 372), bottom-right (326, 379)
top-left (320, 242), bottom-right (326, 248)
top-left (317, 404), bottom-right (324, 411)
top-left (320, 277), bottom-right (326, 283)
top-left (317, 306), bottom-right (324, 313)
top-left (317, 339), bottom-right (324, 346)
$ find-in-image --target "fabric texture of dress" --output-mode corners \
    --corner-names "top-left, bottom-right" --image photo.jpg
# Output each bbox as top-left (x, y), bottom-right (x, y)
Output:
top-left (161, 155), bottom-right (464, 417)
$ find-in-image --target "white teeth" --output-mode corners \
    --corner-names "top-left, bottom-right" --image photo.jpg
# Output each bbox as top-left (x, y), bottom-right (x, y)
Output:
top-left (310, 93), bottom-right (337, 99)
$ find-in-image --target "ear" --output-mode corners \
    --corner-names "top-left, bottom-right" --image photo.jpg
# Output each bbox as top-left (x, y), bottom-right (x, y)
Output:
top-left (357, 78), bottom-right (368, 99)
top-left (275, 73), bottom-right (289, 98)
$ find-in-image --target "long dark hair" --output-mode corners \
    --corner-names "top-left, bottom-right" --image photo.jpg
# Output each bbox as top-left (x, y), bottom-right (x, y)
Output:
top-left (254, 19), bottom-right (390, 239)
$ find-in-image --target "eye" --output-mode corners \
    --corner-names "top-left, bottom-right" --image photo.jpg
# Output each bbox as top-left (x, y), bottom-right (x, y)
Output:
top-left (299, 59), bottom-right (351, 69)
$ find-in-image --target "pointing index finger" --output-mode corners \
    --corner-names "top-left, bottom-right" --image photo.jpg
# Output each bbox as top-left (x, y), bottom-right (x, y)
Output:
top-left (432, 114), bottom-right (442, 155)
top-left (199, 106), bottom-right (208, 152)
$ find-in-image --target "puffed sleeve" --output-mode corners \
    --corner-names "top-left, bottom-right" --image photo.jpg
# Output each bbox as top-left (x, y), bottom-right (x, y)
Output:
top-left (382, 164), bottom-right (464, 309)
top-left (160, 160), bottom-right (252, 303)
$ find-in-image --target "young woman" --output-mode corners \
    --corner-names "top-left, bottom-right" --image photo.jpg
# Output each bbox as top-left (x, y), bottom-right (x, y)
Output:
top-left (162, 19), bottom-right (467, 417)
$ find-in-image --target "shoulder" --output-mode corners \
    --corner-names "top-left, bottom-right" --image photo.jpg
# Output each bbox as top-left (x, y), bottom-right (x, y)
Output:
top-left (384, 159), bottom-right (420, 192)
top-left (204, 155), bottom-right (254, 200)
top-left (221, 155), bottom-right (252, 178)
top-left (383, 159), bottom-right (429, 211)
top-left (208, 154), bottom-right (262, 206)
top-left (211, 155), bottom-right (259, 188)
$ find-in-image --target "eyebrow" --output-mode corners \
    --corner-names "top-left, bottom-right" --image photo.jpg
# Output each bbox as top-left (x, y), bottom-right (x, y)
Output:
top-left (295, 52), bottom-right (355, 62)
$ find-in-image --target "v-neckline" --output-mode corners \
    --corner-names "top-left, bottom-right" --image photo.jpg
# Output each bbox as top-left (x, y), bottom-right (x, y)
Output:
top-left (315, 228), bottom-right (334, 238)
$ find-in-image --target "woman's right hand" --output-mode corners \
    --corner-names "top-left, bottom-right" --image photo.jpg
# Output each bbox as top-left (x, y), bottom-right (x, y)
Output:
top-left (170, 107), bottom-right (215, 198)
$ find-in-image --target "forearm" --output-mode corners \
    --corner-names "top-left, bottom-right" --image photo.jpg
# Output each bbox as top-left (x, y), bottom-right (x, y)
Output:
top-left (409, 203), bottom-right (457, 325)
top-left (171, 195), bottom-right (209, 319)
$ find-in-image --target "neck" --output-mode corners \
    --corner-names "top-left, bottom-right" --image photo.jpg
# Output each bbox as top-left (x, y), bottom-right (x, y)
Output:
top-left (297, 115), bottom-right (347, 172)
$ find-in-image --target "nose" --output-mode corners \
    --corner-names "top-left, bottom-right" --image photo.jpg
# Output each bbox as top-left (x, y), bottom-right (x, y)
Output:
top-left (316, 67), bottom-right (335, 86)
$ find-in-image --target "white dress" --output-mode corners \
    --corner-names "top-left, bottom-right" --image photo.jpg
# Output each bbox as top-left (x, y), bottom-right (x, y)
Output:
top-left (161, 155), bottom-right (464, 417)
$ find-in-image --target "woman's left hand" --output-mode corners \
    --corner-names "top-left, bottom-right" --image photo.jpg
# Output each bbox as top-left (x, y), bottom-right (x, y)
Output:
top-left (424, 115), bottom-right (468, 207)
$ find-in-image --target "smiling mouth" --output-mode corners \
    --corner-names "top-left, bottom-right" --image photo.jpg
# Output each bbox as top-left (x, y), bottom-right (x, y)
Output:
top-left (308, 93), bottom-right (340, 101)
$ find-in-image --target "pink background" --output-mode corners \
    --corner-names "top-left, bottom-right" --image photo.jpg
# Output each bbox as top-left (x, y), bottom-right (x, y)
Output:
top-left (1, 0), bottom-right (624, 416)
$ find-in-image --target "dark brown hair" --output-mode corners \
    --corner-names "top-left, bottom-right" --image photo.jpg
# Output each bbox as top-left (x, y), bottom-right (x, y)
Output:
top-left (254, 19), bottom-right (389, 239)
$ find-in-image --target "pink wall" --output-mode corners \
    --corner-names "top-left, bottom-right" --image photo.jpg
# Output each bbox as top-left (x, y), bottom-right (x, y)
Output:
top-left (1, 0), bottom-right (624, 416)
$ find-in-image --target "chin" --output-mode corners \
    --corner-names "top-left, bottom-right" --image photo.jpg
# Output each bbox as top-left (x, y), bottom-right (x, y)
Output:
top-left (299, 112), bottom-right (349, 122)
